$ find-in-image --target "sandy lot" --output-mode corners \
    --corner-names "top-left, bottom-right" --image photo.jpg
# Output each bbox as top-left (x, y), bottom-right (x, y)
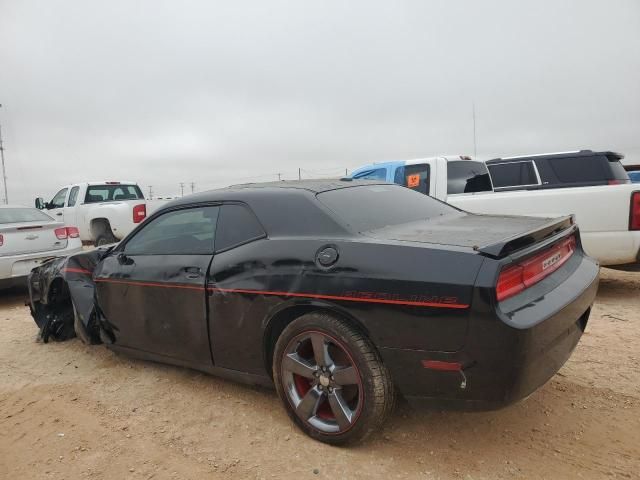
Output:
top-left (1, 268), bottom-right (639, 479)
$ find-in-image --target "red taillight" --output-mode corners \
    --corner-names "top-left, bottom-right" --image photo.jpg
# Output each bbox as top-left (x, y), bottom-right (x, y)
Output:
top-left (133, 204), bottom-right (146, 224)
top-left (630, 192), bottom-right (640, 231)
top-left (54, 227), bottom-right (68, 240)
top-left (54, 227), bottom-right (80, 240)
top-left (496, 235), bottom-right (577, 302)
top-left (66, 226), bottom-right (80, 238)
top-left (608, 179), bottom-right (629, 185)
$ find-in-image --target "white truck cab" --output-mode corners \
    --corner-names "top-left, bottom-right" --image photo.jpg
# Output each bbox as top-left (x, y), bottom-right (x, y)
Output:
top-left (36, 181), bottom-right (152, 245)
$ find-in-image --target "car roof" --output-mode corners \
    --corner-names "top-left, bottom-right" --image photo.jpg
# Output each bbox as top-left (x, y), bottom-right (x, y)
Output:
top-left (169, 179), bottom-right (387, 203)
top-left (486, 150), bottom-right (624, 164)
top-left (158, 179), bottom-right (393, 238)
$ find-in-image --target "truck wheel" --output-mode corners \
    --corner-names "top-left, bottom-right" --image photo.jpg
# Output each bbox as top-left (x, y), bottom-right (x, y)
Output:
top-left (273, 312), bottom-right (394, 445)
top-left (95, 231), bottom-right (117, 246)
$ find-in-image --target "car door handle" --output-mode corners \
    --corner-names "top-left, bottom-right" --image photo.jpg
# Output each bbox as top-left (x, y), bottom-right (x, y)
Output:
top-left (184, 266), bottom-right (202, 279)
top-left (56, 212), bottom-right (63, 216)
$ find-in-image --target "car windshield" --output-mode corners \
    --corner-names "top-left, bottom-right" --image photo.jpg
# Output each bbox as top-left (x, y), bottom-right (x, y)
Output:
top-left (317, 184), bottom-right (457, 232)
top-left (0, 208), bottom-right (54, 224)
top-left (85, 184), bottom-right (144, 203)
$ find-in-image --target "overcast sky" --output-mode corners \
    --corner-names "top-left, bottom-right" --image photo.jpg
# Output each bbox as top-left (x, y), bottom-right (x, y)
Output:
top-left (1, 0), bottom-right (639, 204)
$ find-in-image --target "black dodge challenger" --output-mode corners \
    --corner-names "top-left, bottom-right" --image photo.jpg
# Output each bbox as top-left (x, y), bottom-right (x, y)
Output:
top-left (28, 180), bottom-right (599, 444)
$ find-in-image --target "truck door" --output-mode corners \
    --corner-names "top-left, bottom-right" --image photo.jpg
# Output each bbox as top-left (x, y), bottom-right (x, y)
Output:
top-left (47, 188), bottom-right (69, 222)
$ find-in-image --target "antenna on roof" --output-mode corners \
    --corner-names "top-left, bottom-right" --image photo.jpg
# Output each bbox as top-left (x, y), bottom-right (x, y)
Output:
top-left (0, 104), bottom-right (8, 204)
top-left (472, 101), bottom-right (477, 159)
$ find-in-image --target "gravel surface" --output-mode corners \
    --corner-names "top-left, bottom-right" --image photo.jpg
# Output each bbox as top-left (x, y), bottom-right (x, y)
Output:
top-left (1, 268), bottom-right (639, 479)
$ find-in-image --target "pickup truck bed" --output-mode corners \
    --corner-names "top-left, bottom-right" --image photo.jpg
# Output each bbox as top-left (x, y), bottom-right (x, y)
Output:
top-left (449, 185), bottom-right (640, 268)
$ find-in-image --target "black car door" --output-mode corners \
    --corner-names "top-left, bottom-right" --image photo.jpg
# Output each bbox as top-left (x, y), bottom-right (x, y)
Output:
top-left (94, 205), bottom-right (220, 365)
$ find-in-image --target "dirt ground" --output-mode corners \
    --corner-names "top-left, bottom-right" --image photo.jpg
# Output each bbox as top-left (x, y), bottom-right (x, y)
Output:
top-left (1, 269), bottom-right (639, 480)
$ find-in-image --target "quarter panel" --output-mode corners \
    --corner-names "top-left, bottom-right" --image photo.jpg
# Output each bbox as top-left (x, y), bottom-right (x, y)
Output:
top-left (208, 237), bottom-right (483, 375)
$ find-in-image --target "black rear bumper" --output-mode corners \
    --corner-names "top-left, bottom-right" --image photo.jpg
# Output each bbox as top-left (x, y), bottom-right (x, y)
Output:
top-left (380, 253), bottom-right (599, 410)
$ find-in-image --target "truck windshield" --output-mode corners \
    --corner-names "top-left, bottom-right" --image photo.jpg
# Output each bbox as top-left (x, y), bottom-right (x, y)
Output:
top-left (317, 184), bottom-right (457, 232)
top-left (85, 185), bottom-right (144, 203)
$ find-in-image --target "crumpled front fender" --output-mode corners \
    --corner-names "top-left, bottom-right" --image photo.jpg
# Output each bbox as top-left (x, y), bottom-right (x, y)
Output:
top-left (28, 248), bottom-right (107, 343)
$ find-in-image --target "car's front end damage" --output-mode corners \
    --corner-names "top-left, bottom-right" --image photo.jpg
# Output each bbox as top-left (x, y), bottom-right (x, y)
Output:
top-left (28, 248), bottom-right (107, 344)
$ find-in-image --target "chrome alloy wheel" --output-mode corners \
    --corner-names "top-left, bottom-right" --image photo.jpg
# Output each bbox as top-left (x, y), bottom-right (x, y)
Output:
top-left (281, 331), bottom-right (363, 434)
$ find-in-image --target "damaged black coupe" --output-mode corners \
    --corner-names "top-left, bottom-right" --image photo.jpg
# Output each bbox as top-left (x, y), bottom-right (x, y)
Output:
top-left (28, 180), bottom-right (599, 444)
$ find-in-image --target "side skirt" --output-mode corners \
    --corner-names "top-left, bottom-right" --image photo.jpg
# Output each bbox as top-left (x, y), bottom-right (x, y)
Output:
top-left (107, 344), bottom-right (274, 389)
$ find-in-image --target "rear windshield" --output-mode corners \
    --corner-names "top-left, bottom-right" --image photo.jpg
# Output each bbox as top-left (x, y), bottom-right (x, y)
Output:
top-left (85, 184), bottom-right (144, 203)
top-left (317, 184), bottom-right (456, 232)
top-left (0, 208), bottom-right (54, 224)
top-left (447, 161), bottom-right (493, 194)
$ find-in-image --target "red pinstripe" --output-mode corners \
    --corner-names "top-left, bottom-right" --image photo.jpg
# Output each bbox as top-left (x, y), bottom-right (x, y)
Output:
top-left (92, 278), bottom-right (469, 309)
top-left (62, 267), bottom-right (93, 274)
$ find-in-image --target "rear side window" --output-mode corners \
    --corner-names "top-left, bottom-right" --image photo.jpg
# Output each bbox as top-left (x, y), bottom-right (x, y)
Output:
top-left (124, 206), bottom-right (219, 255)
top-left (85, 184), bottom-right (144, 203)
top-left (215, 204), bottom-right (265, 251)
top-left (317, 184), bottom-right (456, 232)
top-left (67, 186), bottom-right (80, 207)
top-left (547, 156), bottom-right (608, 183)
top-left (488, 161), bottom-right (539, 188)
top-left (447, 161), bottom-right (493, 194)
top-left (394, 164), bottom-right (430, 195)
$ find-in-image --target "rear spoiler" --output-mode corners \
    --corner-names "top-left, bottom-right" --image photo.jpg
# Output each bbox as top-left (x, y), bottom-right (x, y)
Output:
top-left (476, 215), bottom-right (575, 259)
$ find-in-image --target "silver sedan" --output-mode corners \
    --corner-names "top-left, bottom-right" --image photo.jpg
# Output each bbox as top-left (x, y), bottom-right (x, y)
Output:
top-left (0, 205), bottom-right (83, 288)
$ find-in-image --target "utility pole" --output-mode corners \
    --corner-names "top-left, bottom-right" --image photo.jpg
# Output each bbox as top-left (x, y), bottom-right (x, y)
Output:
top-left (148, 185), bottom-right (153, 200)
top-left (179, 182), bottom-right (185, 197)
top-left (0, 104), bottom-right (8, 204)
top-left (298, 168), bottom-right (301, 180)
top-left (190, 182), bottom-right (195, 194)
top-left (345, 168), bottom-right (348, 176)
top-left (277, 173), bottom-right (281, 181)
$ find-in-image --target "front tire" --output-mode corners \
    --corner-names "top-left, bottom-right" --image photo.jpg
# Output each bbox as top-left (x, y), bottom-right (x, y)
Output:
top-left (273, 312), bottom-right (394, 445)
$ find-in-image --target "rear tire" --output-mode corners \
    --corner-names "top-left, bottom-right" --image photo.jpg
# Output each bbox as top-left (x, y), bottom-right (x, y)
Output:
top-left (273, 312), bottom-right (394, 445)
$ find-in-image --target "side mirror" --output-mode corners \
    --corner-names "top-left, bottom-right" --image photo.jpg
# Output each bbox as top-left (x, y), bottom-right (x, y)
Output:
top-left (117, 252), bottom-right (134, 265)
top-left (35, 197), bottom-right (45, 209)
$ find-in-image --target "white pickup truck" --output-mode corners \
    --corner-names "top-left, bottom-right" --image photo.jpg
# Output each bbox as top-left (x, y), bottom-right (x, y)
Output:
top-left (35, 181), bottom-right (163, 245)
top-left (350, 156), bottom-right (640, 270)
